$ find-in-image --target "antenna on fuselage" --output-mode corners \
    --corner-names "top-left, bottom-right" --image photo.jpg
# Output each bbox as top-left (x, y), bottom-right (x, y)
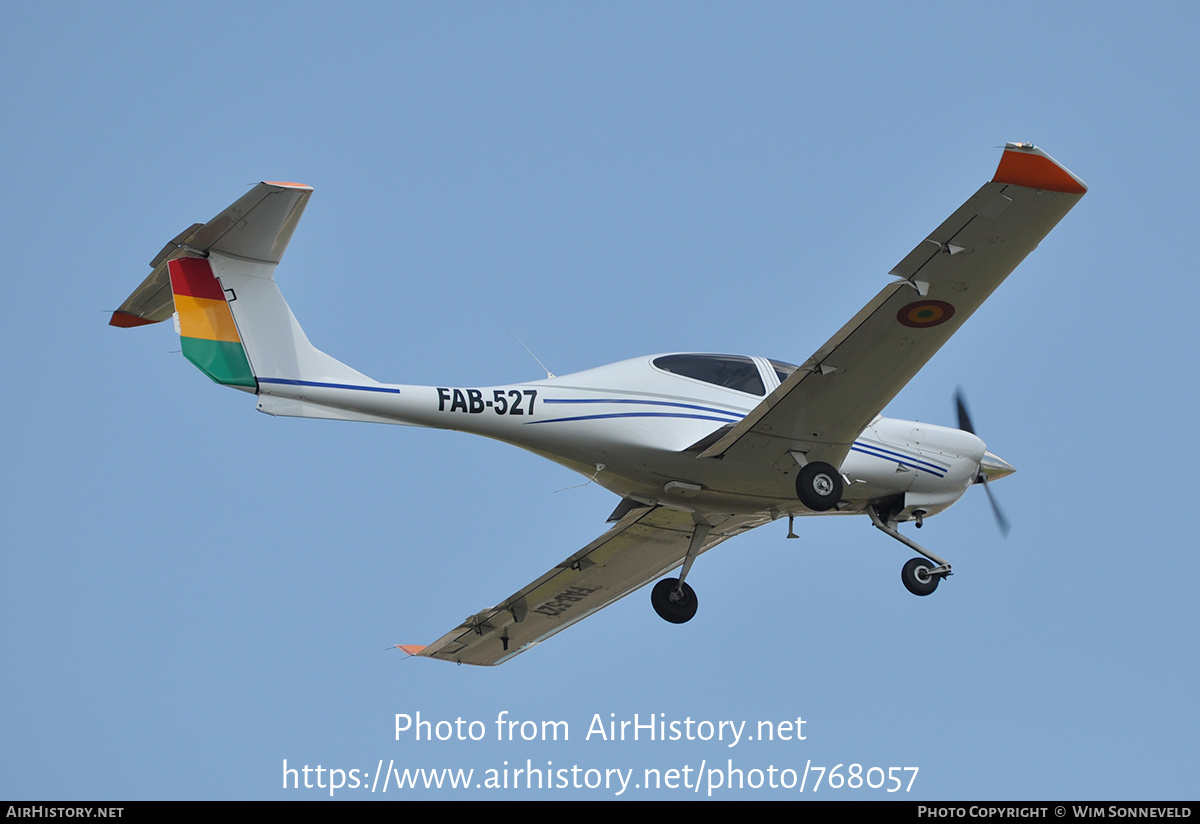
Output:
top-left (507, 328), bottom-right (555, 378)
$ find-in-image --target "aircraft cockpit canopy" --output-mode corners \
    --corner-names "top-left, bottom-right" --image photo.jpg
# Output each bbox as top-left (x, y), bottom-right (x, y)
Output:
top-left (651, 354), bottom-right (799, 396)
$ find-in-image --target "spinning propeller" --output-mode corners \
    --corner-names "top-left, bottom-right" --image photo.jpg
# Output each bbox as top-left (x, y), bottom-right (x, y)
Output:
top-left (955, 388), bottom-right (1013, 537)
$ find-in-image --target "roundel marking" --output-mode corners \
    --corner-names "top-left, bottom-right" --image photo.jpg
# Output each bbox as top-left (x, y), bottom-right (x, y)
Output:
top-left (897, 300), bottom-right (955, 328)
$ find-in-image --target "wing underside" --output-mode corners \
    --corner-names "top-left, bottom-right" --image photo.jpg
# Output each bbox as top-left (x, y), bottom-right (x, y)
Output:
top-left (407, 505), bottom-right (770, 666)
top-left (698, 144), bottom-right (1087, 471)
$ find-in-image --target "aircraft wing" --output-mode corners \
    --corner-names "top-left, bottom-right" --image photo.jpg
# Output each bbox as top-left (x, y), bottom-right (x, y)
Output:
top-left (403, 504), bottom-right (769, 666)
top-left (697, 143), bottom-right (1087, 470)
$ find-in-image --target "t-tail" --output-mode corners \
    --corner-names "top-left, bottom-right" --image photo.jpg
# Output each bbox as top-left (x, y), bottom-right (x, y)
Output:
top-left (111, 182), bottom-right (388, 423)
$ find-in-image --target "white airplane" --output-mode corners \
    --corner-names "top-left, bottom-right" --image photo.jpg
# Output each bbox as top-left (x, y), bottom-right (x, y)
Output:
top-left (111, 143), bottom-right (1086, 666)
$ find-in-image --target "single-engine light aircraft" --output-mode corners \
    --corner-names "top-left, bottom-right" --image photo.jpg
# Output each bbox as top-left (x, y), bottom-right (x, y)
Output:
top-left (112, 143), bottom-right (1086, 666)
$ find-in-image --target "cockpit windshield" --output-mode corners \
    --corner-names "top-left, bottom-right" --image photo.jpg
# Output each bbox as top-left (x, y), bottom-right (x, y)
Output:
top-left (652, 354), bottom-right (766, 396)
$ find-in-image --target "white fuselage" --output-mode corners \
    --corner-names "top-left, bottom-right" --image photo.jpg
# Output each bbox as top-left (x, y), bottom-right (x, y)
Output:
top-left (256, 353), bottom-right (990, 520)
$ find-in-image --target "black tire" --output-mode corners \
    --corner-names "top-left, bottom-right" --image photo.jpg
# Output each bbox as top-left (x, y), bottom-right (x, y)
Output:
top-left (651, 578), bottom-right (698, 624)
top-left (795, 461), bottom-right (843, 511)
top-left (901, 557), bottom-right (940, 596)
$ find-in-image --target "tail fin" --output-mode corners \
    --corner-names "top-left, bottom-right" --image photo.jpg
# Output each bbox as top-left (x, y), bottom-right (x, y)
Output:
top-left (112, 181), bottom-right (375, 396)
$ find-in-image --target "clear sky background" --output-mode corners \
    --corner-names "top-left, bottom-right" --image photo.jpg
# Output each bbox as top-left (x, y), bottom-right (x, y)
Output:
top-left (3, 2), bottom-right (1197, 800)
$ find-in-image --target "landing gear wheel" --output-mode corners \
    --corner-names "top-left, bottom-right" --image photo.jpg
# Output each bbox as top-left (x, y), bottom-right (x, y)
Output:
top-left (795, 461), bottom-right (843, 511)
top-left (651, 578), bottom-right (698, 624)
top-left (901, 557), bottom-right (940, 597)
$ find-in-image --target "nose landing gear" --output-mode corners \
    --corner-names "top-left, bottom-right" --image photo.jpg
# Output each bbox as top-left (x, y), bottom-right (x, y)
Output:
top-left (867, 504), bottom-right (952, 597)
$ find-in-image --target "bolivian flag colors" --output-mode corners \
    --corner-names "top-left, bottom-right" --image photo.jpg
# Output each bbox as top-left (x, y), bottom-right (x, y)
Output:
top-left (168, 257), bottom-right (256, 388)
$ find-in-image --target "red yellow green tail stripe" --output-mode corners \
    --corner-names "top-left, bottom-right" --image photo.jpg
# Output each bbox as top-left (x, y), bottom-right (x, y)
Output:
top-left (168, 257), bottom-right (256, 389)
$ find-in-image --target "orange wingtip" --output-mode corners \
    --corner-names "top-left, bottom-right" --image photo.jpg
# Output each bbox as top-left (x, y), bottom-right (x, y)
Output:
top-left (993, 144), bottom-right (1087, 194)
top-left (109, 310), bottom-right (160, 328)
top-left (395, 644), bottom-right (427, 656)
top-left (264, 180), bottom-right (313, 190)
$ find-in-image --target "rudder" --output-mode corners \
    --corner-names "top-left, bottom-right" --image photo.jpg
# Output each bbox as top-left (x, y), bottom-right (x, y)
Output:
top-left (169, 257), bottom-right (257, 390)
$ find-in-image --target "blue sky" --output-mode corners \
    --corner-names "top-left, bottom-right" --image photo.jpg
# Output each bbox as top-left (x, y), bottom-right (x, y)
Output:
top-left (3, 1), bottom-right (1197, 800)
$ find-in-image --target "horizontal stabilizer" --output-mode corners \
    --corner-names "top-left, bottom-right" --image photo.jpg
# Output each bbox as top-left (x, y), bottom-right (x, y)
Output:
top-left (110, 182), bottom-right (312, 328)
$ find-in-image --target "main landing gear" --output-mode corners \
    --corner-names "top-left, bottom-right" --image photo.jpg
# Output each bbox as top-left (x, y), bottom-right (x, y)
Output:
top-left (795, 461), bottom-right (844, 511)
top-left (650, 522), bottom-right (710, 624)
top-left (651, 578), bottom-right (698, 623)
top-left (867, 504), bottom-right (952, 597)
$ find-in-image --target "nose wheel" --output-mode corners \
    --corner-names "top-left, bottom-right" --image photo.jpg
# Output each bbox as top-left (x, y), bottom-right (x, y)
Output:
top-left (901, 557), bottom-right (941, 596)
